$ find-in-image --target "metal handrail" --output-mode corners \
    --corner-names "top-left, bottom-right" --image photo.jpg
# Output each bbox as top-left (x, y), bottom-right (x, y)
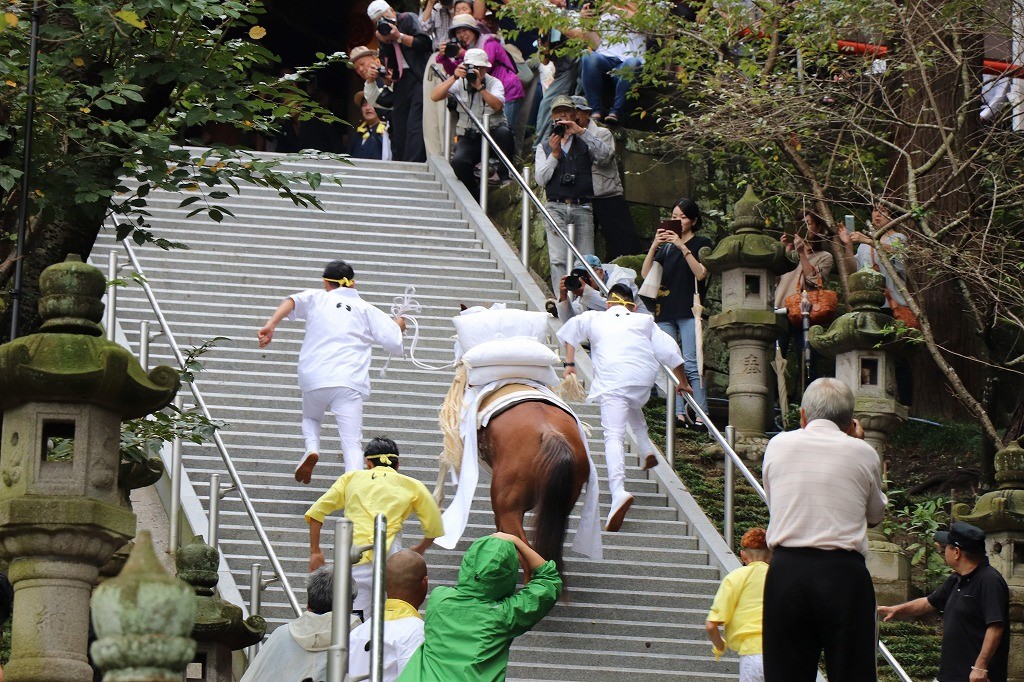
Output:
top-left (438, 71), bottom-right (908, 679)
top-left (117, 240), bottom-right (303, 617)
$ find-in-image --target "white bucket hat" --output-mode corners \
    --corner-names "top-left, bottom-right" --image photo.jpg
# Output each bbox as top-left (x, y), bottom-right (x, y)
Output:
top-left (462, 48), bottom-right (491, 68)
top-left (367, 0), bottom-right (391, 20)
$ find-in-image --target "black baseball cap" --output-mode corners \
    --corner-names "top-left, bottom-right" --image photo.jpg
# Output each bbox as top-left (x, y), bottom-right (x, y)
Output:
top-left (934, 521), bottom-right (986, 554)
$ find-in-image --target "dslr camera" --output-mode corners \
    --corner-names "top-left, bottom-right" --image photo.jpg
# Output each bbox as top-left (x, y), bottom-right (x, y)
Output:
top-left (563, 267), bottom-right (590, 292)
top-left (444, 41), bottom-right (461, 58)
top-left (464, 63), bottom-right (478, 79)
top-left (377, 18), bottom-right (394, 35)
top-left (376, 65), bottom-right (389, 78)
top-left (560, 172), bottom-right (576, 186)
top-left (552, 122), bottom-right (566, 137)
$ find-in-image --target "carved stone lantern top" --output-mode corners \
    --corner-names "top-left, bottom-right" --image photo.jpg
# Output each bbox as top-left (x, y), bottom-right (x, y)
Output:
top-left (809, 265), bottom-right (912, 357)
top-left (701, 186), bottom-right (792, 276)
top-left (176, 536), bottom-right (266, 650)
top-left (0, 255), bottom-right (179, 416)
top-left (954, 438), bottom-right (1024, 533)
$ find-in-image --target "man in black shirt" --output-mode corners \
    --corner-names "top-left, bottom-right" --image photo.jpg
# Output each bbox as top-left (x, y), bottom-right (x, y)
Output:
top-left (367, 0), bottom-right (431, 162)
top-left (878, 522), bottom-right (1010, 682)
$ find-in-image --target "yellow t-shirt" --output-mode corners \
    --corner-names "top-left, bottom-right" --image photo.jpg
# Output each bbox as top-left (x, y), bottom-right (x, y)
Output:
top-left (304, 467), bottom-right (444, 564)
top-left (706, 561), bottom-right (768, 656)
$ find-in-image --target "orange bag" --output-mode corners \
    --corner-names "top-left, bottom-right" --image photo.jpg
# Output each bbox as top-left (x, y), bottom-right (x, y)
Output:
top-left (784, 276), bottom-right (839, 327)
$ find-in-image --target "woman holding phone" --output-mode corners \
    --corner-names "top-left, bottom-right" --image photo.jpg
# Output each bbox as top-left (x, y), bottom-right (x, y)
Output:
top-left (641, 198), bottom-right (713, 428)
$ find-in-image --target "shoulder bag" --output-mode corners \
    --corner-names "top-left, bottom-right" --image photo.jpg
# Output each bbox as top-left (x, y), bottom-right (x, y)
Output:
top-left (784, 274), bottom-right (838, 328)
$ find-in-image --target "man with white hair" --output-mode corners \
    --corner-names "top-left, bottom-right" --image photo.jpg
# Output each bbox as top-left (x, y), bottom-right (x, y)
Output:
top-left (761, 377), bottom-right (888, 682)
top-left (367, 0), bottom-right (431, 161)
top-left (240, 566), bottom-right (361, 682)
top-left (430, 47), bottom-right (514, 199)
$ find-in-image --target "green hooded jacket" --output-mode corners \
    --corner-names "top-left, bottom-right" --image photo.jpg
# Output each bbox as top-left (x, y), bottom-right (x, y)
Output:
top-left (397, 536), bottom-right (563, 681)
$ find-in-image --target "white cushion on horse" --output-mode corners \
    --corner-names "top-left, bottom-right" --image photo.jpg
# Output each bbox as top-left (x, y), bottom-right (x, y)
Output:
top-left (453, 307), bottom-right (550, 351)
top-left (461, 336), bottom-right (559, 368)
top-left (466, 364), bottom-right (559, 387)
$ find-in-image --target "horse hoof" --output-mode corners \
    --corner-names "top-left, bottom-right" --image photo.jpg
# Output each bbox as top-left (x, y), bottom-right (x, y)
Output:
top-left (604, 494), bottom-right (634, 532)
top-left (641, 453), bottom-right (658, 470)
top-left (294, 452), bottom-right (319, 484)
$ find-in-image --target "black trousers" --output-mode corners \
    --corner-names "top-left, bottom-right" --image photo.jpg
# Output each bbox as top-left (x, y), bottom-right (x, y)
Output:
top-left (763, 547), bottom-right (878, 682)
top-left (389, 76), bottom-right (425, 162)
top-left (592, 194), bottom-right (640, 261)
top-left (451, 126), bottom-right (515, 200)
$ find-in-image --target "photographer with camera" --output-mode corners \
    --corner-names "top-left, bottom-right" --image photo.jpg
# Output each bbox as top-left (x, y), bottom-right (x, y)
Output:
top-left (534, 95), bottom-right (603, 291)
top-left (430, 48), bottom-right (514, 200)
top-left (367, 0), bottom-right (432, 162)
top-left (551, 253), bottom-right (644, 321)
top-left (351, 46), bottom-right (395, 113)
top-left (436, 15), bottom-right (525, 138)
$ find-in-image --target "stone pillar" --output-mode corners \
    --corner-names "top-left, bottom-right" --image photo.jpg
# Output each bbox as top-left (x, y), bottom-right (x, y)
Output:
top-left (954, 439), bottom-right (1024, 682)
top-left (91, 530), bottom-right (196, 681)
top-left (177, 536), bottom-right (266, 682)
top-left (0, 255), bottom-right (180, 682)
top-left (702, 186), bottom-right (792, 459)
top-left (808, 265), bottom-right (912, 603)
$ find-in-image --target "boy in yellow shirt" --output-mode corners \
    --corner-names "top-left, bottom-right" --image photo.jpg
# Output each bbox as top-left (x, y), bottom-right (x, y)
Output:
top-left (305, 436), bottom-right (444, 620)
top-left (706, 527), bottom-right (771, 681)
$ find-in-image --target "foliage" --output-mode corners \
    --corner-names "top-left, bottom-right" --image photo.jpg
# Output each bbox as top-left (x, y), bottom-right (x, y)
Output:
top-left (0, 0), bottom-right (347, 306)
top-left (883, 493), bottom-right (951, 593)
top-left (512, 0), bottom-right (1024, 445)
top-left (120, 406), bottom-right (224, 464)
top-left (180, 335), bottom-right (229, 383)
top-left (878, 620), bottom-right (941, 681)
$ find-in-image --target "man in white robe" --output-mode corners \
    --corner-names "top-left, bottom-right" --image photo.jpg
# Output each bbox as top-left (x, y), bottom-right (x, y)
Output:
top-left (257, 260), bottom-right (406, 483)
top-left (349, 550), bottom-right (429, 682)
top-left (557, 283), bottom-right (692, 531)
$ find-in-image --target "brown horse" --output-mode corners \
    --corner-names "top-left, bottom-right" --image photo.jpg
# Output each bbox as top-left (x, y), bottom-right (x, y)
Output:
top-left (434, 397), bottom-right (590, 576)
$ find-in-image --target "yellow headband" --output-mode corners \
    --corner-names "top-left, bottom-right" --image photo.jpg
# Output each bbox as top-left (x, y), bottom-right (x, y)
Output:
top-left (324, 276), bottom-right (354, 287)
top-left (609, 294), bottom-right (634, 307)
top-left (367, 453), bottom-right (396, 466)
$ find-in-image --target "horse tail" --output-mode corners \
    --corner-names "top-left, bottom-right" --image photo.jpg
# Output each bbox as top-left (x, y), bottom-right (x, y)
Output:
top-left (533, 429), bottom-right (578, 577)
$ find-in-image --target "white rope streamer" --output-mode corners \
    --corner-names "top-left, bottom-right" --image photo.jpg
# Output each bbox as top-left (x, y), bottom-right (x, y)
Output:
top-left (380, 285), bottom-right (456, 376)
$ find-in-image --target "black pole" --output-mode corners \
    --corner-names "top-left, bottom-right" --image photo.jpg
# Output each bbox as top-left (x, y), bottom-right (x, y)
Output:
top-left (8, 0), bottom-right (42, 341)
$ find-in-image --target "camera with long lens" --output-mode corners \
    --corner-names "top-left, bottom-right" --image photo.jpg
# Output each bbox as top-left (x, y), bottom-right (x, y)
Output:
top-left (560, 173), bottom-right (576, 186)
top-left (377, 18), bottom-right (394, 35)
top-left (444, 41), bottom-right (461, 58)
top-left (564, 267), bottom-right (590, 292)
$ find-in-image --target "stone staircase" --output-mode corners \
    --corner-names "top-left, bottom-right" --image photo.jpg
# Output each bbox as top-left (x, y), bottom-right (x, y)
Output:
top-left (90, 154), bottom-right (738, 680)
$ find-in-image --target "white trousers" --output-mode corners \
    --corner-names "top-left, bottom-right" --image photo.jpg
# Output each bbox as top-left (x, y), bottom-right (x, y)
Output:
top-left (351, 537), bottom-right (402, 622)
top-left (599, 394), bottom-right (657, 498)
top-left (739, 654), bottom-right (764, 682)
top-left (301, 386), bottom-right (364, 473)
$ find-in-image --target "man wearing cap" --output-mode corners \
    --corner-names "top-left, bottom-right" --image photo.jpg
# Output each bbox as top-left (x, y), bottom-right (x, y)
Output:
top-left (351, 46), bottom-right (395, 113)
top-left (257, 261), bottom-right (406, 483)
top-left (535, 94), bottom-right (606, 291)
top-left (430, 47), bottom-right (514, 199)
top-left (571, 95), bottom-right (639, 260)
top-left (367, 0), bottom-right (431, 162)
top-left (552, 253), bottom-right (644, 321)
top-left (558, 283), bottom-right (692, 531)
top-left (348, 91), bottom-right (392, 160)
top-left (761, 377), bottom-right (887, 682)
top-left (879, 521), bottom-right (1010, 682)
top-left (437, 14), bottom-right (525, 131)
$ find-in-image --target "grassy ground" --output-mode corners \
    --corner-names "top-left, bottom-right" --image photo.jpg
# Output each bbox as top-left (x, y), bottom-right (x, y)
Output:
top-left (642, 401), bottom-right (974, 681)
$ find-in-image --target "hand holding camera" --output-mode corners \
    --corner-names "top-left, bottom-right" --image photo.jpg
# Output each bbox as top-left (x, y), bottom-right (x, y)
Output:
top-left (563, 267), bottom-right (591, 293)
top-left (443, 41), bottom-right (462, 59)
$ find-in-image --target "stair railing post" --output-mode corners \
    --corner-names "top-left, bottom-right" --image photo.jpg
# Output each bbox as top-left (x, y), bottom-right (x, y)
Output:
top-left (443, 109), bottom-right (453, 160)
top-left (479, 112), bottom-right (491, 212)
top-left (566, 222), bottom-right (576, 277)
top-left (369, 514), bottom-right (388, 682)
top-left (247, 563), bottom-right (263, 663)
top-left (168, 394), bottom-right (184, 554)
top-left (207, 473), bottom-right (237, 548)
top-left (105, 252), bottom-right (119, 342)
top-left (665, 375), bottom-right (676, 467)
top-left (520, 166), bottom-right (531, 267)
top-left (326, 518), bottom-right (355, 682)
top-left (724, 425), bottom-right (736, 550)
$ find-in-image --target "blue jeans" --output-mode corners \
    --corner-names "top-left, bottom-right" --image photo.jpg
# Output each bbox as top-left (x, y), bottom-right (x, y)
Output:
top-left (657, 318), bottom-right (708, 418)
top-left (581, 53), bottom-right (642, 117)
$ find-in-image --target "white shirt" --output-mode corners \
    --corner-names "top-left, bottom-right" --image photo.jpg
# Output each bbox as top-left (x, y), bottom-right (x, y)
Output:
top-left (594, 13), bottom-right (646, 62)
top-left (853, 232), bottom-right (907, 306)
top-left (763, 419), bottom-right (888, 556)
top-left (240, 611), bottom-right (361, 682)
top-left (557, 263), bottom-right (647, 320)
top-left (348, 615), bottom-right (425, 682)
top-left (288, 287), bottom-right (404, 395)
top-left (556, 305), bottom-right (683, 401)
top-left (448, 73), bottom-right (506, 134)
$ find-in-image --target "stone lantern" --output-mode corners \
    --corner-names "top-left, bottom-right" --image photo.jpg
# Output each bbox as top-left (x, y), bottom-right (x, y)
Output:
top-left (808, 265), bottom-right (911, 603)
top-left (0, 255), bottom-right (180, 682)
top-left (176, 536), bottom-right (266, 681)
top-left (90, 530), bottom-right (196, 681)
top-left (702, 186), bottom-right (791, 459)
top-left (954, 438), bottom-right (1024, 681)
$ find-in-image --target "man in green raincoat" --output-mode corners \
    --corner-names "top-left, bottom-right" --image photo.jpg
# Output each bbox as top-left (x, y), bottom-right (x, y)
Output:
top-left (397, 532), bottom-right (562, 681)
